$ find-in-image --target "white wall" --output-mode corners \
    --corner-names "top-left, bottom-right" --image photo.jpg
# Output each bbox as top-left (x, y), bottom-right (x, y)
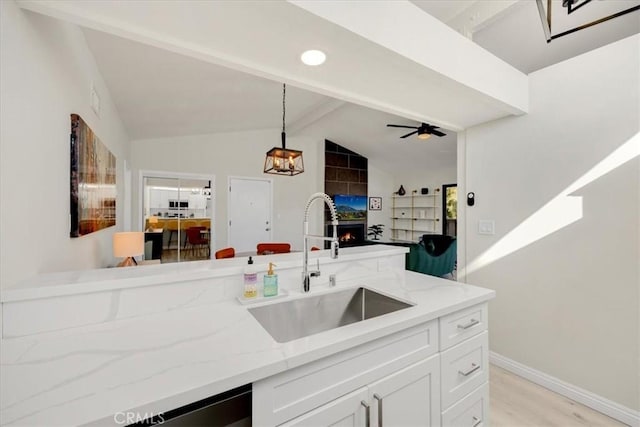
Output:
top-left (367, 165), bottom-right (394, 241)
top-left (0, 1), bottom-right (129, 289)
top-left (130, 129), bottom-right (324, 251)
top-left (464, 35), bottom-right (639, 410)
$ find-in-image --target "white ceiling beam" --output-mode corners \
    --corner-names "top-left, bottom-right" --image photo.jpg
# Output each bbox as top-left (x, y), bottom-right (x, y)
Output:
top-left (445, 1), bottom-right (520, 39)
top-left (17, 0), bottom-right (528, 131)
top-left (290, 0), bottom-right (529, 117)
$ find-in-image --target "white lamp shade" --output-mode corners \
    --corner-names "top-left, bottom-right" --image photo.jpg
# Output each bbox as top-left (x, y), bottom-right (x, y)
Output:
top-left (113, 232), bottom-right (144, 258)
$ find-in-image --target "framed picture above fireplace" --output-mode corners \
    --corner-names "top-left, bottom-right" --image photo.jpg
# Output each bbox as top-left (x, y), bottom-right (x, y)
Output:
top-left (333, 194), bottom-right (367, 221)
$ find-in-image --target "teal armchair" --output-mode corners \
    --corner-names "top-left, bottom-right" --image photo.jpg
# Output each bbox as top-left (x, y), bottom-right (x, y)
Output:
top-left (407, 235), bottom-right (457, 277)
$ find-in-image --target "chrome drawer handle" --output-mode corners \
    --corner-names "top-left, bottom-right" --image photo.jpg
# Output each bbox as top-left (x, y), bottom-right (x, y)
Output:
top-left (457, 318), bottom-right (480, 330)
top-left (472, 416), bottom-right (482, 427)
top-left (361, 400), bottom-right (371, 427)
top-left (459, 363), bottom-right (481, 377)
top-left (373, 394), bottom-right (383, 427)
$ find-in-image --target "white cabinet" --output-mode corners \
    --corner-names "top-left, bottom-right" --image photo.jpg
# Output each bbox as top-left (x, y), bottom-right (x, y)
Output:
top-left (279, 388), bottom-right (369, 427)
top-left (253, 302), bottom-right (490, 427)
top-left (149, 189), bottom-right (166, 210)
top-left (440, 332), bottom-right (489, 409)
top-left (442, 383), bottom-right (489, 427)
top-left (390, 193), bottom-right (440, 242)
top-left (253, 321), bottom-right (439, 426)
top-left (368, 357), bottom-right (441, 427)
top-left (439, 304), bottom-right (490, 427)
top-left (439, 304), bottom-right (488, 350)
top-left (278, 357), bottom-right (440, 427)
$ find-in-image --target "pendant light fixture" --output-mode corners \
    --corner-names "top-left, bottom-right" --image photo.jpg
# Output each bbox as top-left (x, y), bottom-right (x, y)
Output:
top-left (264, 83), bottom-right (304, 176)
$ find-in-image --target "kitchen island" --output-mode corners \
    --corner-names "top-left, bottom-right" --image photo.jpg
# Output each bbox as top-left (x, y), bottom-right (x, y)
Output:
top-left (0, 245), bottom-right (494, 426)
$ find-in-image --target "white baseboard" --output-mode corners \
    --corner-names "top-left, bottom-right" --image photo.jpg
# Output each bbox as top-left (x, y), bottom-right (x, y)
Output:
top-left (490, 351), bottom-right (639, 427)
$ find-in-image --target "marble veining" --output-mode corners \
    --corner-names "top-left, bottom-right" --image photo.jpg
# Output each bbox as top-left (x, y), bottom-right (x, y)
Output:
top-left (0, 246), bottom-right (494, 426)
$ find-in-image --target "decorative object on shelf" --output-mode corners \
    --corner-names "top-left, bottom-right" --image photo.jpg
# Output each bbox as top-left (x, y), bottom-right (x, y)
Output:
top-left (70, 114), bottom-right (116, 237)
top-left (421, 188), bottom-right (429, 195)
top-left (264, 83), bottom-right (304, 176)
top-left (397, 185), bottom-right (406, 196)
top-left (536, 0), bottom-right (639, 43)
top-left (369, 196), bottom-right (382, 211)
top-left (367, 224), bottom-right (384, 240)
top-left (387, 122), bottom-right (446, 140)
top-left (113, 232), bottom-right (144, 267)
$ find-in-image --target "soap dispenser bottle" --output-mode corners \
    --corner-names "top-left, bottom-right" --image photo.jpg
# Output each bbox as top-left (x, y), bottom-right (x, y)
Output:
top-left (243, 256), bottom-right (257, 299)
top-left (263, 262), bottom-right (278, 297)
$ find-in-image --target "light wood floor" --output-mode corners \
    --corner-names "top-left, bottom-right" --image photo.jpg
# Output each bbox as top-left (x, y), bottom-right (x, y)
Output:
top-left (490, 365), bottom-right (626, 426)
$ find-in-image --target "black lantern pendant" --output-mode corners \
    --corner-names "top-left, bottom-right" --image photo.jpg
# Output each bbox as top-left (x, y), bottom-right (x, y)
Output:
top-left (264, 84), bottom-right (304, 176)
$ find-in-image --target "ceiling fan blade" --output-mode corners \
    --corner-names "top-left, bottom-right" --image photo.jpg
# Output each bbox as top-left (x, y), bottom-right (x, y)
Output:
top-left (387, 124), bottom-right (418, 129)
top-left (400, 130), bottom-right (418, 138)
top-left (431, 130), bottom-right (446, 137)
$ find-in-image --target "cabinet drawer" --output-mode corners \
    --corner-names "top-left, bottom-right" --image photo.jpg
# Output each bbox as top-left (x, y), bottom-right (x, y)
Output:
top-left (441, 331), bottom-right (488, 410)
top-left (254, 320), bottom-right (438, 426)
top-left (440, 303), bottom-right (487, 351)
top-left (442, 382), bottom-right (489, 427)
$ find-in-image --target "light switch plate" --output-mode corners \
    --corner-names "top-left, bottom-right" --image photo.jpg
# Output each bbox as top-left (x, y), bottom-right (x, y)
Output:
top-left (478, 220), bottom-right (495, 235)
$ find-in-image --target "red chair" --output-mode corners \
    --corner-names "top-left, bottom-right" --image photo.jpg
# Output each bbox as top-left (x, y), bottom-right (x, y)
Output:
top-left (185, 227), bottom-right (209, 258)
top-left (256, 243), bottom-right (291, 255)
top-left (215, 247), bottom-right (235, 259)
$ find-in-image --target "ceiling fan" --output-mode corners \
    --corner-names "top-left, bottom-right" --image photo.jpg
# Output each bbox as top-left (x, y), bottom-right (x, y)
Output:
top-left (386, 122), bottom-right (446, 140)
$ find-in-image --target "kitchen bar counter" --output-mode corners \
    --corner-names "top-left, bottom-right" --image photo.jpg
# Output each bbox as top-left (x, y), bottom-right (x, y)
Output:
top-left (0, 246), bottom-right (494, 426)
top-left (145, 217), bottom-right (211, 230)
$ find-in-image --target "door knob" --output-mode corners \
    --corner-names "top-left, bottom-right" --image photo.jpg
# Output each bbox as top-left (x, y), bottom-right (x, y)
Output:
top-left (265, 228), bottom-right (271, 231)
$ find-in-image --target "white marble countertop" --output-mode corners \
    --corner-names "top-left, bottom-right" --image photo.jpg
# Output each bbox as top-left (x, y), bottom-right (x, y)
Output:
top-left (0, 268), bottom-right (494, 426)
top-left (1, 245), bottom-right (403, 302)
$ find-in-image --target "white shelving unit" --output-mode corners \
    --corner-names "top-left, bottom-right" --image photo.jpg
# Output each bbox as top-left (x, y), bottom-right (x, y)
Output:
top-left (390, 190), bottom-right (440, 242)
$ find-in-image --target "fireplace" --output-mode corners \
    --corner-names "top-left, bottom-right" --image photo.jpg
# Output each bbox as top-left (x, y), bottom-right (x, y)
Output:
top-left (326, 223), bottom-right (366, 248)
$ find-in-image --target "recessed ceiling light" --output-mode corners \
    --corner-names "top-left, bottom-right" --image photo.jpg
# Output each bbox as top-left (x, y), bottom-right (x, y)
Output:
top-left (300, 50), bottom-right (326, 66)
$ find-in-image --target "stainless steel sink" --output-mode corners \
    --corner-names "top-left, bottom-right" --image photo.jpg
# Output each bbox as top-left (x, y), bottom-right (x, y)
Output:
top-left (248, 287), bottom-right (413, 343)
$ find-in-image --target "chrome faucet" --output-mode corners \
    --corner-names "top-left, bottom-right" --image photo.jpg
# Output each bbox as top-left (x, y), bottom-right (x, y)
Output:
top-left (303, 192), bottom-right (339, 292)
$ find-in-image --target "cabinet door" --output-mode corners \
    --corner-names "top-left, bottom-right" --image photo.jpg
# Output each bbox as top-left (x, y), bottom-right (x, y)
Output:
top-left (368, 355), bottom-right (440, 427)
top-left (149, 189), bottom-right (163, 209)
top-left (279, 387), bottom-right (368, 427)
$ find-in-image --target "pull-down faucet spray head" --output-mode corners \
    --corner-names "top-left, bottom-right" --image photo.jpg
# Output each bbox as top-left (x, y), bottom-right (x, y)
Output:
top-left (302, 193), bottom-right (339, 292)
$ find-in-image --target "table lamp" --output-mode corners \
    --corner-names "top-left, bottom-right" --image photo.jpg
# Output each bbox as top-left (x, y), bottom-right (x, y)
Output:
top-left (147, 216), bottom-right (159, 231)
top-left (113, 232), bottom-right (144, 267)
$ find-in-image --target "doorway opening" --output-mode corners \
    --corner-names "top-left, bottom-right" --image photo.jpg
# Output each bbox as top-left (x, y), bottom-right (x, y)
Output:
top-left (140, 171), bottom-right (215, 264)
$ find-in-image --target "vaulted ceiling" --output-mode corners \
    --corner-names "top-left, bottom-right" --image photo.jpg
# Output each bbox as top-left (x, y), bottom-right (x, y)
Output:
top-left (21, 0), bottom-right (640, 172)
top-left (82, 28), bottom-right (457, 171)
top-left (412, 0), bottom-right (640, 73)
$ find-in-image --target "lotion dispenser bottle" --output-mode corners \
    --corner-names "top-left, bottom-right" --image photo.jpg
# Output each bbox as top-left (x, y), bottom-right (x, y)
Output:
top-left (243, 256), bottom-right (257, 299)
top-left (263, 262), bottom-right (278, 297)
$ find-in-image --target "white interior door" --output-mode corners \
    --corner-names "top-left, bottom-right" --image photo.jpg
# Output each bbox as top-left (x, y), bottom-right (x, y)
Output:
top-left (228, 177), bottom-right (272, 253)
